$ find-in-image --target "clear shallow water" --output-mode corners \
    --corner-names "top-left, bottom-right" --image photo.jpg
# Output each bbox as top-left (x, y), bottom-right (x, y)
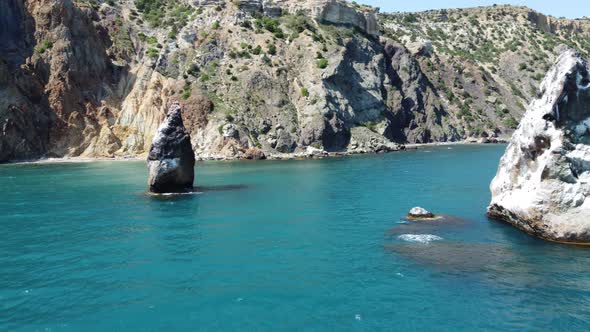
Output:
top-left (2, 145), bottom-right (590, 331)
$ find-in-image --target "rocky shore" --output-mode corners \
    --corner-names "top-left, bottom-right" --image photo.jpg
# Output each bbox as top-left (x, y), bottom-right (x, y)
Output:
top-left (0, 138), bottom-right (509, 165)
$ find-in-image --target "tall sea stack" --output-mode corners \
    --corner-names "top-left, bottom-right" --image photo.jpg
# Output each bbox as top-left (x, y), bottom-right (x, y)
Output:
top-left (488, 49), bottom-right (590, 244)
top-left (147, 103), bottom-right (195, 194)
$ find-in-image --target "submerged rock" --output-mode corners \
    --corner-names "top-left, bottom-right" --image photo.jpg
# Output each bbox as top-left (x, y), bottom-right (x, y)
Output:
top-left (147, 103), bottom-right (195, 193)
top-left (407, 207), bottom-right (436, 220)
top-left (488, 50), bottom-right (590, 244)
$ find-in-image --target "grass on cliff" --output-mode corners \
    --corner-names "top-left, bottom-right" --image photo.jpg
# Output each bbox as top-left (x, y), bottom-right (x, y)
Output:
top-left (35, 40), bottom-right (53, 54)
top-left (135, 0), bottom-right (194, 29)
top-left (316, 58), bottom-right (328, 69)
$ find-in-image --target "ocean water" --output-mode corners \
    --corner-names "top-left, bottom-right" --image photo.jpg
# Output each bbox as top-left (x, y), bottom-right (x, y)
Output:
top-left (2, 145), bottom-right (590, 331)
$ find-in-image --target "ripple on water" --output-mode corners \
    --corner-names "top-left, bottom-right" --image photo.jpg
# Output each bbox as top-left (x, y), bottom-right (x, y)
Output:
top-left (397, 234), bottom-right (443, 244)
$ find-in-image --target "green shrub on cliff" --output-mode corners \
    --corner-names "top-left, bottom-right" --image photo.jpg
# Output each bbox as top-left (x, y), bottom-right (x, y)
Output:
top-left (361, 121), bottom-right (378, 132)
top-left (135, 0), bottom-right (193, 28)
top-left (267, 44), bottom-right (277, 55)
top-left (503, 117), bottom-right (519, 129)
top-left (283, 14), bottom-right (315, 35)
top-left (147, 48), bottom-right (159, 59)
top-left (134, 0), bottom-right (165, 27)
top-left (317, 58), bottom-right (328, 69)
top-left (251, 45), bottom-right (262, 55)
top-left (403, 14), bottom-right (418, 24)
top-left (256, 17), bottom-right (278, 32)
top-left (35, 40), bottom-right (53, 54)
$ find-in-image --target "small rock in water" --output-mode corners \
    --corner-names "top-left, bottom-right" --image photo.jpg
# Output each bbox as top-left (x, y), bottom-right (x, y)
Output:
top-left (407, 207), bottom-right (435, 220)
top-left (147, 102), bottom-right (195, 193)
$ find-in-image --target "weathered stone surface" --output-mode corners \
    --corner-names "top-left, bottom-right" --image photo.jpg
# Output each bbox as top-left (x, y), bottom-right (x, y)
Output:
top-left (382, 41), bottom-right (460, 143)
top-left (147, 103), bottom-right (195, 193)
top-left (406, 39), bottom-right (433, 57)
top-left (408, 207), bottom-right (435, 220)
top-left (269, 0), bottom-right (380, 36)
top-left (241, 147), bottom-right (267, 160)
top-left (488, 50), bottom-right (590, 243)
top-left (238, 0), bottom-right (263, 13)
top-left (311, 0), bottom-right (380, 37)
top-left (349, 126), bottom-right (402, 153)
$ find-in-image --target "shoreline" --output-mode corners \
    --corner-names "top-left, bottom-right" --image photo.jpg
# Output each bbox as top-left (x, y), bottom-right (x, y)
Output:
top-left (0, 140), bottom-right (507, 166)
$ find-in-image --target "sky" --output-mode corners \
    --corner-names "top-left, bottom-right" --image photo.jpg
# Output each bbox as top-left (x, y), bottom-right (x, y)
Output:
top-left (358, 0), bottom-right (589, 19)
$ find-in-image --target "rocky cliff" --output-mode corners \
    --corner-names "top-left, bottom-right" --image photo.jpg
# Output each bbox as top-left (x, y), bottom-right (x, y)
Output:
top-left (1, 1), bottom-right (590, 162)
top-left (381, 5), bottom-right (590, 139)
top-left (488, 50), bottom-right (590, 244)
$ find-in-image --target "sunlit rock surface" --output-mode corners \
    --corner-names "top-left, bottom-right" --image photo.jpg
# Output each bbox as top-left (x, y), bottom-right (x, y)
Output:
top-left (407, 207), bottom-right (435, 220)
top-left (488, 50), bottom-right (590, 244)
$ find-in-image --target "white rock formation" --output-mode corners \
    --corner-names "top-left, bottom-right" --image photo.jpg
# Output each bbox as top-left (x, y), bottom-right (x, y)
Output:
top-left (407, 206), bottom-right (436, 220)
top-left (272, 0), bottom-right (380, 36)
top-left (488, 49), bottom-right (590, 243)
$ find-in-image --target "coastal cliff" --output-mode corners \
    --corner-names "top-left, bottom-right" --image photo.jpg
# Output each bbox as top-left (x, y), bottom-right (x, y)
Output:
top-left (1, 1), bottom-right (590, 162)
top-left (488, 50), bottom-right (590, 244)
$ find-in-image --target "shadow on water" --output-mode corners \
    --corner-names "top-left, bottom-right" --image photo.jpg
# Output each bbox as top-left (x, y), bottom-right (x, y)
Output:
top-left (143, 184), bottom-right (250, 201)
top-left (387, 215), bottom-right (590, 292)
top-left (194, 184), bottom-right (249, 192)
top-left (386, 215), bottom-right (519, 278)
top-left (388, 215), bottom-right (472, 236)
top-left (386, 241), bottom-right (517, 274)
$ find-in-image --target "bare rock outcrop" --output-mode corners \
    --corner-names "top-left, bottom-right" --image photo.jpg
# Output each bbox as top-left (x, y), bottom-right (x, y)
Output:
top-left (266, 0), bottom-right (380, 36)
top-left (407, 207), bottom-right (436, 221)
top-left (310, 0), bottom-right (380, 37)
top-left (488, 50), bottom-right (590, 243)
top-left (147, 103), bottom-right (195, 194)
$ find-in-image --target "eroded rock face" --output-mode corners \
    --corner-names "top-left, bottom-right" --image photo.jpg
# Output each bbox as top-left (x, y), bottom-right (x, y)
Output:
top-left (488, 50), bottom-right (590, 243)
top-left (147, 103), bottom-right (195, 193)
top-left (407, 207), bottom-right (436, 221)
top-left (383, 41), bottom-right (460, 143)
top-left (311, 0), bottom-right (380, 37)
top-left (5, 1), bottom-right (563, 162)
top-left (255, 0), bottom-right (381, 36)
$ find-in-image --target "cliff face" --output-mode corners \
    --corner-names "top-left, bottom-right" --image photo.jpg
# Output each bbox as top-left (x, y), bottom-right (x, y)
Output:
top-left (1, 1), bottom-right (590, 162)
top-left (488, 50), bottom-right (590, 243)
top-left (0, 0), bottom-right (46, 161)
top-left (381, 5), bottom-right (590, 140)
top-left (1, 0), bottom-right (121, 160)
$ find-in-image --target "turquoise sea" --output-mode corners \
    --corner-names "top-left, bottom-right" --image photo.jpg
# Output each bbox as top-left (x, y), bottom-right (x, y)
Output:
top-left (2, 145), bottom-right (590, 331)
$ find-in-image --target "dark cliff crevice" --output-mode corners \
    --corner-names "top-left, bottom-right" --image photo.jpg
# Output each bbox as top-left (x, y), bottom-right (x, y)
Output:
top-left (0, 0), bottom-right (35, 71)
top-left (382, 41), bottom-right (458, 143)
top-left (323, 37), bottom-right (387, 124)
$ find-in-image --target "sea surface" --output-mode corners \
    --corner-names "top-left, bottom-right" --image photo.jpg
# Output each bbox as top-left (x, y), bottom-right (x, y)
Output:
top-left (2, 145), bottom-right (590, 331)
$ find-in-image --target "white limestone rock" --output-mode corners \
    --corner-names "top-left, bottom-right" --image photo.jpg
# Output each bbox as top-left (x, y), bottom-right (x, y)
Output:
top-left (272, 0), bottom-right (380, 36)
top-left (407, 39), bottom-right (433, 56)
top-left (408, 207), bottom-right (435, 220)
top-left (488, 49), bottom-right (590, 243)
